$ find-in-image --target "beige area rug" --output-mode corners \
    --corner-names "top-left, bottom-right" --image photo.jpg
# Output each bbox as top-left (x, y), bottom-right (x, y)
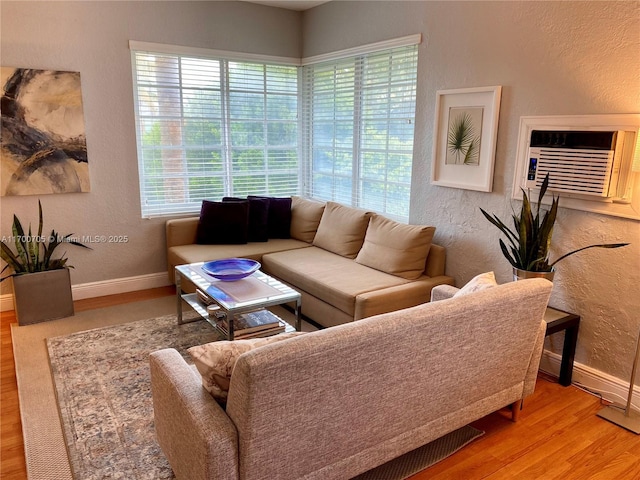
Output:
top-left (14, 298), bottom-right (483, 480)
top-left (352, 425), bottom-right (484, 479)
top-left (11, 296), bottom-right (178, 480)
top-left (48, 310), bottom-right (219, 479)
top-left (11, 297), bottom-right (307, 479)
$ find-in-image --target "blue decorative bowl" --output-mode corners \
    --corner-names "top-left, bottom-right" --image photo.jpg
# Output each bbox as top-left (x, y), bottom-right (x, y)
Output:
top-left (202, 258), bottom-right (261, 281)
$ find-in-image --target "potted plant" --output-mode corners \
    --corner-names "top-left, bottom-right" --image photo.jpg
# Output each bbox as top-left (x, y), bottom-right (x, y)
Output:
top-left (480, 173), bottom-right (628, 281)
top-left (1, 200), bottom-right (90, 324)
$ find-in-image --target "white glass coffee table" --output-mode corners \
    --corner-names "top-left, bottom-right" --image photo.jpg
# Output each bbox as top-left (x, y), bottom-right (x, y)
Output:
top-left (175, 262), bottom-right (301, 340)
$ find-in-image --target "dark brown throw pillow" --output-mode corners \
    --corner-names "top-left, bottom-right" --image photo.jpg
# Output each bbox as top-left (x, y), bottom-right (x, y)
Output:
top-left (196, 200), bottom-right (249, 245)
top-left (223, 197), bottom-right (270, 242)
top-left (248, 196), bottom-right (292, 239)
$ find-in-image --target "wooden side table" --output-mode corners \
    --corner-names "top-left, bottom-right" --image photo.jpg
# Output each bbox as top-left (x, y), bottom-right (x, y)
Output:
top-left (544, 307), bottom-right (580, 386)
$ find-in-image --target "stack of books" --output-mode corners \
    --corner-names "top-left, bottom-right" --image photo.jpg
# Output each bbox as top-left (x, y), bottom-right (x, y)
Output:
top-left (216, 309), bottom-right (285, 339)
top-left (196, 288), bottom-right (214, 305)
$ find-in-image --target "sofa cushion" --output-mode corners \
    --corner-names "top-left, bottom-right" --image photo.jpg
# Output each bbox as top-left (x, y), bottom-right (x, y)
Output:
top-left (312, 202), bottom-right (373, 259)
top-left (454, 271), bottom-right (498, 297)
top-left (168, 239), bottom-right (311, 274)
top-left (196, 200), bottom-right (249, 245)
top-left (290, 196), bottom-right (325, 243)
top-left (355, 215), bottom-right (435, 280)
top-left (223, 197), bottom-right (270, 242)
top-left (187, 332), bottom-right (305, 404)
top-left (262, 246), bottom-right (411, 316)
top-left (249, 196), bottom-right (292, 239)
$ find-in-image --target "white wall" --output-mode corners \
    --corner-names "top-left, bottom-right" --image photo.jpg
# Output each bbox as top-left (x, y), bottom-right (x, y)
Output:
top-left (2, 0), bottom-right (640, 388)
top-left (304, 1), bottom-right (640, 385)
top-left (0, 1), bottom-right (301, 289)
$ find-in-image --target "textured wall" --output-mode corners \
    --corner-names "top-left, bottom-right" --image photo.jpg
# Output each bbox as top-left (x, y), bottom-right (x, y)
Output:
top-left (0, 1), bottom-right (301, 287)
top-left (2, 1), bottom-right (639, 384)
top-left (304, 1), bottom-right (640, 384)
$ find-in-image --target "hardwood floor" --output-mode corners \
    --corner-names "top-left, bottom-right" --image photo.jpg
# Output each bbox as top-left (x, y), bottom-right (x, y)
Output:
top-left (413, 374), bottom-right (640, 479)
top-left (1, 287), bottom-right (639, 479)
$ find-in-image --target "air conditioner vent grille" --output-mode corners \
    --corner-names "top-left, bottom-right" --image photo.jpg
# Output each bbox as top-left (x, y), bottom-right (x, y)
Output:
top-left (528, 147), bottom-right (615, 196)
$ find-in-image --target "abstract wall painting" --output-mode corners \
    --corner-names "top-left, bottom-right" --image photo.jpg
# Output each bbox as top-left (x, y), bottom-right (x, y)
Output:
top-left (1, 67), bottom-right (90, 196)
top-left (431, 86), bottom-right (502, 192)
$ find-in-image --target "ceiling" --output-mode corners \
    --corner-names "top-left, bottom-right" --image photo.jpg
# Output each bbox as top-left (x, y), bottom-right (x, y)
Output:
top-left (240, 0), bottom-right (330, 11)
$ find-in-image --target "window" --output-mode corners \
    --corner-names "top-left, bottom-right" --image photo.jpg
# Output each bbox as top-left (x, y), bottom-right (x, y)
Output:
top-left (302, 45), bottom-right (418, 220)
top-left (131, 47), bottom-right (299, 217)
top-left (131, 39), bottom-right (419, 219)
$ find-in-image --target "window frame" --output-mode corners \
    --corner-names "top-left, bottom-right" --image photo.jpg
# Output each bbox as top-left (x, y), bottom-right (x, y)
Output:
top-left (129, 37), bottom-right (421, 219)
top-left (130, 42), bottom-right (301, 218)
top-left (301, 40), bottom-right (420, 221)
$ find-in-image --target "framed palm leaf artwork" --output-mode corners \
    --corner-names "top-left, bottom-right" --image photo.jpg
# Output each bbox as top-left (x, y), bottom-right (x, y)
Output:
top-left (431, 86), bottom-right (501, 192)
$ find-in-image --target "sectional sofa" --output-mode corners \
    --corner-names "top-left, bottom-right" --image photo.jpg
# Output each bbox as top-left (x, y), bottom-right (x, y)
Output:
top-left (150, 277), bottom-right (553, 480)
top-left (166, 197), bottom-right (455, 327)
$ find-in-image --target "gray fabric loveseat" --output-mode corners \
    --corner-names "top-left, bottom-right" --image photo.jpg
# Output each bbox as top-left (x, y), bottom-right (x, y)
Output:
top-left (150, 277), bottom-right (552, 480)
top-left (166, 197), bottom-right (455, 327)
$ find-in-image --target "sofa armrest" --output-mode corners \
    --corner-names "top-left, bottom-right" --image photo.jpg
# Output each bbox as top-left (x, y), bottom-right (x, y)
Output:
top-left (166, 217), bottom-right (199, 249)
top-left (424, 243), bottom-right (447, 277)
top-left (150, 349), bottom-right (239, 480)
top-left (354, 275), bottom-right (455, 320)
top-left (430, 284), bottom-right (460, 302)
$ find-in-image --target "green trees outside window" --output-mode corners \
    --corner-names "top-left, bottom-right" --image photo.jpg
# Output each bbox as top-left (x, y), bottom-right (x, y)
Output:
top-left (132, 45), bottom-right (418, 220)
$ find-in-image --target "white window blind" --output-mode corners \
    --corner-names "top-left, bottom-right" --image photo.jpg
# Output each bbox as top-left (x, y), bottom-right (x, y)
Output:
top-left (302, 45), bottom-right (418, 220)
top-left (131, 49), bottom-right (299, 217)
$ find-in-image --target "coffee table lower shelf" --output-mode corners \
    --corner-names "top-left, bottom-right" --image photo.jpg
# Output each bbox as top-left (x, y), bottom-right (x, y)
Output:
top-left (179, 292), bottom-right (296, 340)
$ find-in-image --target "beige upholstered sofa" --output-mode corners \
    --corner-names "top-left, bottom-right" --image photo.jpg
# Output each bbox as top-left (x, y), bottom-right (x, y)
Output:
top-left (150, 278), bottom-right (552, 480)
top-left (166, 197), bottom-right (455, 328)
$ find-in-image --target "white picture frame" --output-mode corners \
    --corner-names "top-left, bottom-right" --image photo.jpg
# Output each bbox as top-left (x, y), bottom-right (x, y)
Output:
top-left (430, 86), bottom-right (502, 192)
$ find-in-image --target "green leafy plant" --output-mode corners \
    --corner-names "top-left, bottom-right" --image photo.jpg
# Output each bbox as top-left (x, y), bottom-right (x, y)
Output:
top-left (447, 112), bottom-right (480, 165)
top-left (480, 173), bottom-right (628, 272)
top-left (0, 200), bottom-right (91, 282)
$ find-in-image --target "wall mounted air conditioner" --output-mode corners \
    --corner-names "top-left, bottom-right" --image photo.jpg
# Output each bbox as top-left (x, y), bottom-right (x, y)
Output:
top-left (524, 130), bottom-right (627, 198)
top-left (512, 115), bottom-right (640, 221)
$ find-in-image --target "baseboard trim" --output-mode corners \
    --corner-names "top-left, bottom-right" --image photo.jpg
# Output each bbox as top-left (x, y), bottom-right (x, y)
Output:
top-left (1, 272), bottom-right (171, 312)
top-left (540, 349), bottom-right (640, 409)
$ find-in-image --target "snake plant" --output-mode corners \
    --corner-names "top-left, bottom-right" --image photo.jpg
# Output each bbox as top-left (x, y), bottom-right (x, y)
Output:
top-left (480, 173), bottom-right (628, 272)
top-left (0, 200), bottom-right (91, 282)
